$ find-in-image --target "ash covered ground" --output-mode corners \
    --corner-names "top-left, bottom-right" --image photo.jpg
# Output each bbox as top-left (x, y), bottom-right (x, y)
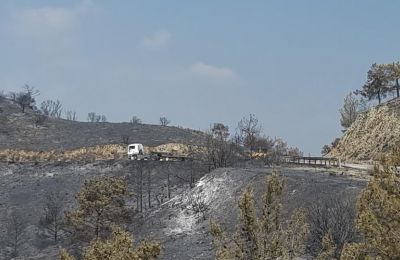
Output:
top-left (0, 160), bottom-right (365, 259)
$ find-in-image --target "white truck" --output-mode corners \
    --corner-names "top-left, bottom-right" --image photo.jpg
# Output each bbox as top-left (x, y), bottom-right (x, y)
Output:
top-left (127, 143), bottom-right (188, 161)
top-left (127, 143), bottom-right (144, 160)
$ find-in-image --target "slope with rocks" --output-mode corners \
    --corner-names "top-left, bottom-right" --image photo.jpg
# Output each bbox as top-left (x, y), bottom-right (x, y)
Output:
top-left (0, 98), bottom-right (205, 151)
top-left (329, 97), bottom-right (400, 162)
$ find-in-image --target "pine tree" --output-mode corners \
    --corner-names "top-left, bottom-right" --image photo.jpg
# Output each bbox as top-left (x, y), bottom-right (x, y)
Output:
top-left (65, 177), bottom-right (130, 241)
top-left (385, 62), bottom-right (400, 98)
top-left (284, 208), bottom-right (310, 259)
top-left (235, 187), bottom-right (259, 259)
top-left (210, 171), bottom-right (310, 260)
top-left (60, 227), bottom-right (160, 260)
top-left (341, 155), bottom-right (400, 259)
top-left (60, 249), bottom-right (75, 260)
top-left (317, 231), bottom-right (336, 260)
top-left (356, 63), bottom-right (389, 104)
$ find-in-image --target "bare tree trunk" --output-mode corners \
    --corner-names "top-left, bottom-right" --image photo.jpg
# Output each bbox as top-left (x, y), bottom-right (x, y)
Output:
top-left (167, 163), bottom-right (171, 200)
top-left (396, 79), bottom-right (399, 98)
top-left (378, 91), bottom-right (381, 104)
top-left (147, 168), bottom-right (151, 208)
top-left (140, 166), bottom-right (143, 212)
top-left (5, 211), bottom-right (27, 258)
top-left (95, 214), bottom-right (100, 239)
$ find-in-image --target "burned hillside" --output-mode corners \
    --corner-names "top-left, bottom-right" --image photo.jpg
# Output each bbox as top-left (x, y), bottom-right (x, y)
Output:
top-left (0, 97), bottom-right (205, 152)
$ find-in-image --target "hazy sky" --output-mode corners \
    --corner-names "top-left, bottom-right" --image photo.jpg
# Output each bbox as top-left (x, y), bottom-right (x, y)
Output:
top-left (1, 1), bottom-right (399, 155)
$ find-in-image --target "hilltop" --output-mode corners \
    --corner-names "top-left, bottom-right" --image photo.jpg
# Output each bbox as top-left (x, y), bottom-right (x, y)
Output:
top-left (329, 97), bottom-right (400, 161)
top-left (0, 97), bottom-right (205, 152)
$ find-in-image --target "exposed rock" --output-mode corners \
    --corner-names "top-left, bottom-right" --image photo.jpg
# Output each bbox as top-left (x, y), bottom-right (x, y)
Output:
top-left (330, 98), bottom-right (400, 161)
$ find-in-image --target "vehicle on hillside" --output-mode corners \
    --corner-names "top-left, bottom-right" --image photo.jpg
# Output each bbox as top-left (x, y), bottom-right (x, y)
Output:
top-left (127, 143), bottom-right (144, 160)
top-left (127, 143), bottom-right (189, 161)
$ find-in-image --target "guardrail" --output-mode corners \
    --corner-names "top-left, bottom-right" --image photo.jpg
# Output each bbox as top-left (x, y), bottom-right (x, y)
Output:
top-left (283, 156), bottom-right (341, 167)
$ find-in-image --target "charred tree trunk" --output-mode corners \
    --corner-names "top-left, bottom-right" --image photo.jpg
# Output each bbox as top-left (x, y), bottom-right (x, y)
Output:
top-left (190, 161), bottom-right (194, 188)
top-left (147, 168), bottom-right (151, 208)
top-left (167, 171), bottom-right (171, 199)
top-left (378, 90), bottom-right (381, 104)
top-left (167, 163), bottom-right (171, 200)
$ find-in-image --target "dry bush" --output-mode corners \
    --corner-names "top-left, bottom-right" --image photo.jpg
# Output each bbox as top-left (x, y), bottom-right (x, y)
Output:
top-left (307, 194), bottom-right (357, 258)
top-left (186, 193), bottom-right (209, 220)
top-left (60, 227), bottom-right (160, 260)
top-left (33, 114), bottom-right (47, 128)
top-left (0, 143), bottom-right (205, 163)
top-left (0, 144), bottom-right (126, 162)
top-left (210, 172), bottom-right (310, 260)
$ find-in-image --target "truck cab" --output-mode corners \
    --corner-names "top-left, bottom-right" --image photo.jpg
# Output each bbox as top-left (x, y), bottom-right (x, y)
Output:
top-left (127, 143), bottom-right (144, 160)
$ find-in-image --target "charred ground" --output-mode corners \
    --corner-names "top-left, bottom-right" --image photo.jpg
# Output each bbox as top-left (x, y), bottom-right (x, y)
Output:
top-left (0, 95), bottom-right (369, 260)
top-left (0, 160), bottom-right (366, 259)
top-left (0, 98), bottom-right (205, 151)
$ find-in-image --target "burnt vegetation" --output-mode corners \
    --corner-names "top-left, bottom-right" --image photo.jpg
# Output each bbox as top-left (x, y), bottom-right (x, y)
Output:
top-left (1, 85), bottom-right (398, 260)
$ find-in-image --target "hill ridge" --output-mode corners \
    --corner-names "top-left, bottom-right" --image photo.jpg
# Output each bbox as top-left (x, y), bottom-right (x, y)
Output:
top-left (0, 97), bottom-right (205, 151)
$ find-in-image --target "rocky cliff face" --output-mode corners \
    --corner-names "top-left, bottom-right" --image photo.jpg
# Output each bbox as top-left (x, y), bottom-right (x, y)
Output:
top-left (329, 98), bottom-right (400, 161)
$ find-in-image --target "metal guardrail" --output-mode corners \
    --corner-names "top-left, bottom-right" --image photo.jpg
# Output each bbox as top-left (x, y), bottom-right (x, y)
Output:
top-left (283, 156), bottom-right (341, 167)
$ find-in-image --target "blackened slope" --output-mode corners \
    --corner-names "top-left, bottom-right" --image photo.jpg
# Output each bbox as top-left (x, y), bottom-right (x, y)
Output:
top-left (0, 98), bottom-right (205, 151)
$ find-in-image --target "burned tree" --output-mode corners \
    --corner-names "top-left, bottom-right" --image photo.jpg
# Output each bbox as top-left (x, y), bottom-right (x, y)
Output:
top-left (147, 167), bottom-right (153, 209)
top-left (40, 99), bottom-right (63, 118)
top-left (339, 93), bottom-right (359, 130)
top-left (130, 116), bottom-right (142, 125)
top-left (159, 116), bottom-right (170, 126)
top-left (121, 135), bottom-right (130, 145)
top-left (128, 161), bottom-right (145, 212)
top-left (38, 192), bottom-right (65, 242)
top-left (204, 123), bottom-right (229, 169)
top-left (10, 85), bottom-right (40, 113)
top-left (87, 112), bottom-right (98, 122)
top-left (33, 114), bottom-right (47, 128)
top-left (65, 110), bottom-right (77, 121)
top-left (0, 90), bottom-right (5, 100)
top-left (87, 112), bottom-right (107, 123)
top-left (100, 115), bottom-right (107, 122)
top-left (237, 114), bottom-right (262, 156)
top-left (3, 210), bottom-right (27, 258)
top-left (308, 194), bottom-right (357, 258)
